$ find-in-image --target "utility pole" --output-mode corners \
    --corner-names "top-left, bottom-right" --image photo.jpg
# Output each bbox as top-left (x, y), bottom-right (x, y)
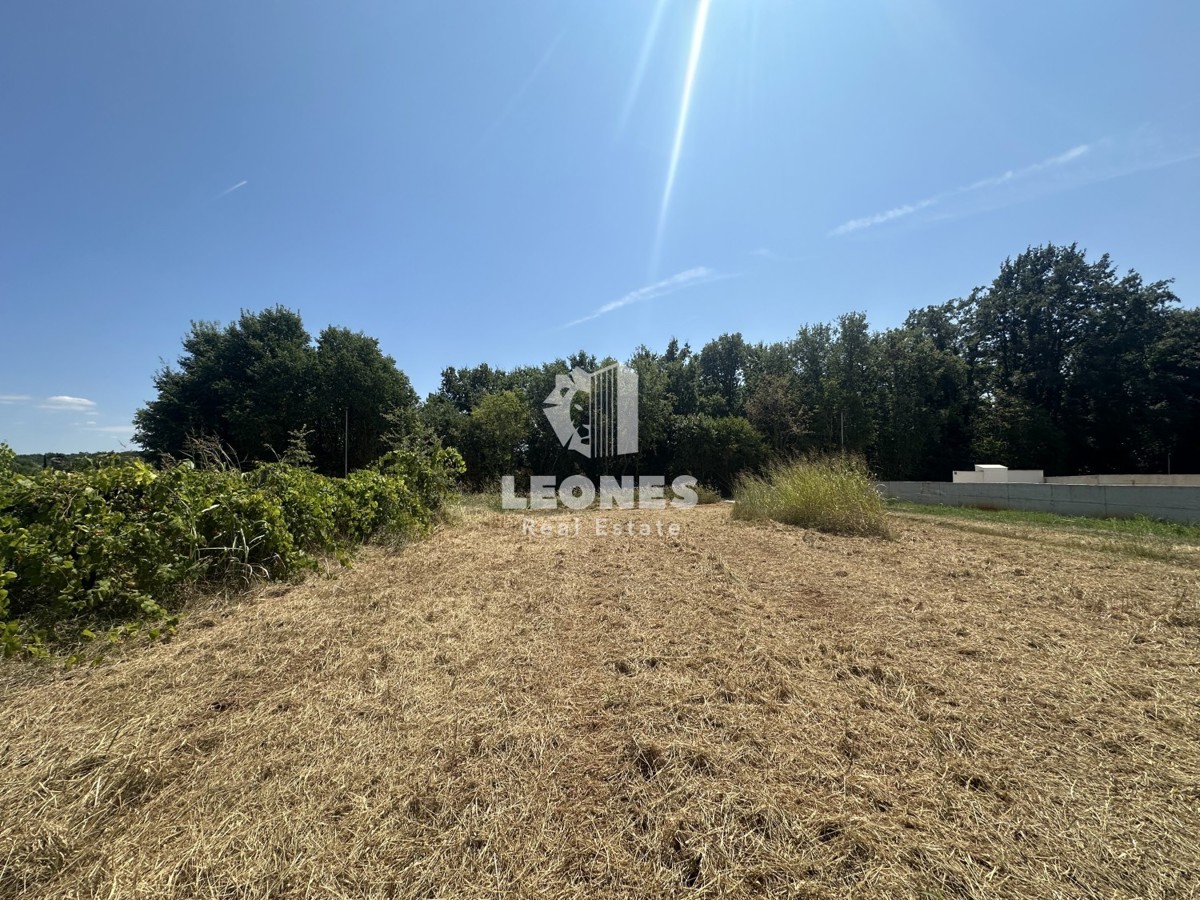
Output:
top-left (344, 406), bottom-right (349, 478)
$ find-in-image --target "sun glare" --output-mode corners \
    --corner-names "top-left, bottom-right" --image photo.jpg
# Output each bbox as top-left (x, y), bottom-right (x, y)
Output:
top-left (651, 0), bottom-right (712, 278)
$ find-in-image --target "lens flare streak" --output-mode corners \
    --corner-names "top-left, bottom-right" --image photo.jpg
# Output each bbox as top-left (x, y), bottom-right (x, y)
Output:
top-left (619, 0), bottom-right (669, 136)
top-left (651, 0), bottom-right (712, 277)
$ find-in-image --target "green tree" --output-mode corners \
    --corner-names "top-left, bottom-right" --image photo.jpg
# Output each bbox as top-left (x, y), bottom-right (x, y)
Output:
top-left (829, 312), bottom-right (876, 455)
top-left (697, 333), bottom-right (749, 417)
top-left (1064, 266), bottom-right (1177, 471)
top-left (627, 346), bottom-right (674, 465)
top-left (662, 338), bottom-right (699, 416)
top-left (971, 390), bottom-right (1068, 470)
top-left (963, 244), bottom-right (1178, 473)
top-left (872, 327), bottom-right (969, 479)
top-left (419, 394), bottom-right (469, 457)
top-left (134, 308), bottom-right (417, 475)
top-left (670, 414), bottom-right (767, 492)
top-left (745, 373), bottom-right (808, 456)
top-left (1149, 307), bottom-right (1200, 473)
top-left (135, 307), bottom-right (314, 465)
top-left (792, 324), bottom-right (836, 453)
top-left (464, 390), bottom-right (532, 487)
top-left (309, 326), bottom-right (418, 474)
top-left (438, 364), bottom-right (514, 413)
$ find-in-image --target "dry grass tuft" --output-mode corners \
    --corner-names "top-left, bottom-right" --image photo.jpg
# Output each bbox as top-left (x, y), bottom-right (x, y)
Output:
top-left (733, 456), bottom-right (891, 537)
top-left (1, 504), bottom-right (1198, 898)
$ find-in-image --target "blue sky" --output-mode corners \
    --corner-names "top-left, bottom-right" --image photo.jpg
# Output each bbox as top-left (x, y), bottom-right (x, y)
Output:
top-left (3, 1), bottom-right (1199, 453)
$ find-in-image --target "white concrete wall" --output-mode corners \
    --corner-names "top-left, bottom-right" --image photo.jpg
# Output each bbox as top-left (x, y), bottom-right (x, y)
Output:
top-left (1046, 474), bottom-right (1200, 486)
top-left (1006, 470), bottom-right (1045, 483)
top-left (880, 481), bottom-right (1200, 524)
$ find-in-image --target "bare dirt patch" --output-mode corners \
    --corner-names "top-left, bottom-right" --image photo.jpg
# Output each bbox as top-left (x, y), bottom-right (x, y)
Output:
top-left (2, 505), bottom-right (1198, 898)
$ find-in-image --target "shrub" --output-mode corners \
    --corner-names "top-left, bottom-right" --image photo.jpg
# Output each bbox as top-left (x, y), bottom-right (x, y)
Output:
top-left (375, 441), bottom-right (465, 516)
top-left (0, 448), bottom-right (460, 657)
top-left (732, 456), bottom-right (891, 537)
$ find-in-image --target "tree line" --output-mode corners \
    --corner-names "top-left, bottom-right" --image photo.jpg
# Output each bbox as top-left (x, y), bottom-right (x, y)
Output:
top-left (132, 243), bottom-right (1200, 488)
top-left (9, 451), bottom-right (144, 475)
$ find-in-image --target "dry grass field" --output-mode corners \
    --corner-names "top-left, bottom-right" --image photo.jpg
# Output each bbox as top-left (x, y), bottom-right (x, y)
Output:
top-left (2, 503), bottom-right (1199, 899)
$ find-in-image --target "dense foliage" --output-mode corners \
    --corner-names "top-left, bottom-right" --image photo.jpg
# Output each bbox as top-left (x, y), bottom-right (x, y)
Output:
top-left (425, 244), bottom-right (1198, 487)
top-left (134, 307), bottom-right (419, 475)
top-left (119, 243), bottom-right (1198, 493)
top-left (0, 442), bottom-right (463, 657)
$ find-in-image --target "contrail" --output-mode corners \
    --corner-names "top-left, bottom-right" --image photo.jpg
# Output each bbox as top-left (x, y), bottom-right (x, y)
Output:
top-left (650, 0), bottom-right (712, 278)
top-left (215, 180), bottom-right (248, 199)
top-left (560, 266), bottom-right (721, 329)
top-left (830, 144), bottom-right (1092, 236)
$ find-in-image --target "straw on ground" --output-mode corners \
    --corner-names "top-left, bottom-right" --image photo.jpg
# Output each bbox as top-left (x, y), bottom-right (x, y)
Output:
top-left (1, 503), bottom-right (1197, 898)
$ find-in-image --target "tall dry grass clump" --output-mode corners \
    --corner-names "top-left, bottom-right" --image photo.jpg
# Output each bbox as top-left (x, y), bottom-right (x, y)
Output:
top-left (733, 455), bottom-right (891, 537)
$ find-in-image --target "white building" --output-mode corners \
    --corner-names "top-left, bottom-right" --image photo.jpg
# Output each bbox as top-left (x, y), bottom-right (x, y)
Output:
top-left (952, 464), bottom-right (1044, 484)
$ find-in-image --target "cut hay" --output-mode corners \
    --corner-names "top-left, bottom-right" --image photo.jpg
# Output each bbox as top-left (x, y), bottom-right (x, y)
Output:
top-left (1, 505), bottom-right (1198, 898)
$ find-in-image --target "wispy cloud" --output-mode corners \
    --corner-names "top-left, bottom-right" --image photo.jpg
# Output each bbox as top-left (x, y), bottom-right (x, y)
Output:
top-left (749, 247), bottom-right (813, 264)
top-left (831, 143), bottom-right (1092, 236)
top-left (562, 267), bottom-right (722, 328)
top-left (215, 180), bottom-right (248, 199)
top-left (84, 424), bottom-right (134, 434)
top-left (39, 395), bottom-right (97, 411)
top-left (0, 394), bottom-right (30, 404)
top-left (962, 144), bottom-right (1090, 193)
top-left (831, 198), bottom-right (939, 236)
